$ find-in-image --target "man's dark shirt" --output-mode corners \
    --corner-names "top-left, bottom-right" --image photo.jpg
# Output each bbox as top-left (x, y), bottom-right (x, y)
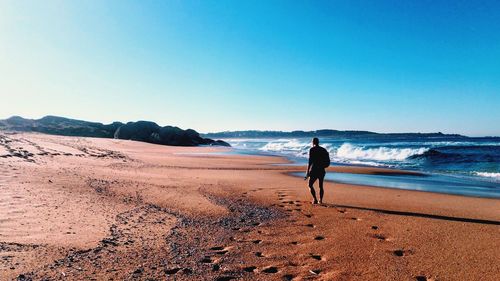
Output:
top-left (308, 146), bottom-right (328, 175)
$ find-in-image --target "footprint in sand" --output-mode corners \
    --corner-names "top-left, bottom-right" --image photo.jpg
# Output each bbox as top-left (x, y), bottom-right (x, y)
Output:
top-left (255, 252), bottom-right (265, 257)
top-left (310, 254), bottom-right (323, 261)
top-left (262, 266), bottom-right (279, 273)
top-left (393, 249), bottom-right (406, 257)
top-left (164, 268), bottom-right (182, 275)
top-left (200, 256), bottom-right (213, 263)
top-left (243, 266), bottom-right (257, 272)
top-left (372, 234), bottom-right (388, 241)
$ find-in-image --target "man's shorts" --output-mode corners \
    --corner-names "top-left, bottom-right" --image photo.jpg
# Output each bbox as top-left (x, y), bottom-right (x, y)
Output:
top-left (309, 169), bottom-right (326, 186)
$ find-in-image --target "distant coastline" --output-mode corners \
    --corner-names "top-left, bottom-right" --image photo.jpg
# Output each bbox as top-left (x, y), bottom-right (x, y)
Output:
top-left (203, 130), bottom-right (499, 139)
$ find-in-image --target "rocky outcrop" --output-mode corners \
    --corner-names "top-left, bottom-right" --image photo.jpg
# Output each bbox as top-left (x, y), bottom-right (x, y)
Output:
top-left (114, 121), bottom-right (230, 146)
top-left (0, 116), bottom-right (230, 147)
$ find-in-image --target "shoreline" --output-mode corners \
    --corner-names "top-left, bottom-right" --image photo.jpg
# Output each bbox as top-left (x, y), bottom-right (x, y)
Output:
top-left (285, 171), bottom-right (500, 200)
top-left (223, 147), bottom-right (500, 199)
top-left (1, 132), bottom-right (499, 280)
top-left (225, 139), bottom-right (500, 185)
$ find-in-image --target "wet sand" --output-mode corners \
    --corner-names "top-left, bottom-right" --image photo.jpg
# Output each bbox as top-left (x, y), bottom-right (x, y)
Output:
top-left (0, 132), bottom-right (499, 281)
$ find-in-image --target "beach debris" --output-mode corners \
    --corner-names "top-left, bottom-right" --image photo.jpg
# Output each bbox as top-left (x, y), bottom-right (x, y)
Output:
top-left (309, 269), bottom-right (321, 275)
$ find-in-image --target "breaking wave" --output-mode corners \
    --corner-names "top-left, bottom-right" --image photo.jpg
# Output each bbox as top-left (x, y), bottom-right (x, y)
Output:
top-left (335, 143), bottom-right (428, 161)
top-left (257, 140), bottom-right (429, 163)
top-left (475, 172), bottom-right (500, 181)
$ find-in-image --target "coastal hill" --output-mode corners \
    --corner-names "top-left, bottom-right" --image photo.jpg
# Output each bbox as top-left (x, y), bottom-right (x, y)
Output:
top-left (202, 130), bottom-right (467, 139)
top-left (0, 116), bottom-right (229, 147)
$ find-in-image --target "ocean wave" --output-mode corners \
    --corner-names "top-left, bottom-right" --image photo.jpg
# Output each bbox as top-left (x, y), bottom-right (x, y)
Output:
top-left (408, 149), bottom-right (448, 160)
top-left (335, 143), bottom-right (428, 161)
top-left (232, 139), bottom-right (500, 175)
top-left (257, 139), bottom-right (332, 157)
top-left (225, 138), bottom-right (500, 180)
top-left (256, 140), bottom-right (432, 163)
top-left (475, 172), bottom-right (500, 181)
top-left (408, 147), bottom-right (500, 163)
top-left (259, 139), bottom-right (308, 152)
top-left (258, 139), bottom-right (310, 158)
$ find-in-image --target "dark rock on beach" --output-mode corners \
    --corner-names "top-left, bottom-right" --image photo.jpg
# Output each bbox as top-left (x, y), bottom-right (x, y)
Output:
top-left (114, 121), bottom-right (230, 147)
top-left (0, 116), bottom-right (230, 147)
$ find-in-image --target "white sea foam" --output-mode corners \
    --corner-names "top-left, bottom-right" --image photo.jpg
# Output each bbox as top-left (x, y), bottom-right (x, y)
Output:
top-left (334, 159), bottom-right (386, 167)
top-left (259, 139), bottom-right (308, 152)
top-left (257, 139), bottom-right (337, 158)
top-left (475, 172), bottom-right (500, 181)
top-left (335, 143), bottom-right (428, 161)
top-left (257, 140), bottom-right (428, 163)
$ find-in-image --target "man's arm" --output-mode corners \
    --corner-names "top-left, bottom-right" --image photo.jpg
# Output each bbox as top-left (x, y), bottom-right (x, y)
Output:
top-left (305, 149), bottom-right (312, 179)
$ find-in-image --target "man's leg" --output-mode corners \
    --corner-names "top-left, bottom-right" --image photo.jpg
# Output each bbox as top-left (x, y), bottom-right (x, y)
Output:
top-left (318, 174), bottom-right (325, 204)
top-left (308, 176), bottom-right (319, 204)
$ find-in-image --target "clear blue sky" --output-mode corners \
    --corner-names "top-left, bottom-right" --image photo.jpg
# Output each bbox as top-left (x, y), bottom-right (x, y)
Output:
top-left (1, 1), bottom-right (499, 136)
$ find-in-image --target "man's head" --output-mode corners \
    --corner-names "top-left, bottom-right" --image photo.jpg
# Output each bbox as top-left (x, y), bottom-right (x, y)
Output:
top-left (312, 137), bottom-right (319, 146)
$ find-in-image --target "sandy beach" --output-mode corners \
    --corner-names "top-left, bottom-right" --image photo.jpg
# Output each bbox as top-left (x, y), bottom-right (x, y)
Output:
top-left (0, 132), bottom-right (499, 281)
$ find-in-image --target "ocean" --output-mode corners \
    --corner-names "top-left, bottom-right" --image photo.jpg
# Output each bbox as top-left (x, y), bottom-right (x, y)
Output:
top-left (222, 136), bottom-right (500, 198)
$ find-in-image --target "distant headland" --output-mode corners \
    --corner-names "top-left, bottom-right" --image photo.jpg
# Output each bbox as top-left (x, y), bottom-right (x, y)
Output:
top-left (202, 130), bottom-right (468, 139)
top-left (0, 116), bottom-right (229, 147)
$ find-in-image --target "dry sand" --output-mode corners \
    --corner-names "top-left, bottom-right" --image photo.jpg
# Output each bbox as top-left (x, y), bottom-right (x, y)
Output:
top-left (0, 132), bottom-right (499, 281)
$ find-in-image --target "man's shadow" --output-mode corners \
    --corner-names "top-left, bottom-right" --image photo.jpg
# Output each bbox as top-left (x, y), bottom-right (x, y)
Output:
top-left (321, 203), bottom-right (500, 226)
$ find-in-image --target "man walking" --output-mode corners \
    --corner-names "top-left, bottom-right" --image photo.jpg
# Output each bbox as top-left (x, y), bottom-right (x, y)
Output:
top-left (304, 137), bottom-right (330, 204)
